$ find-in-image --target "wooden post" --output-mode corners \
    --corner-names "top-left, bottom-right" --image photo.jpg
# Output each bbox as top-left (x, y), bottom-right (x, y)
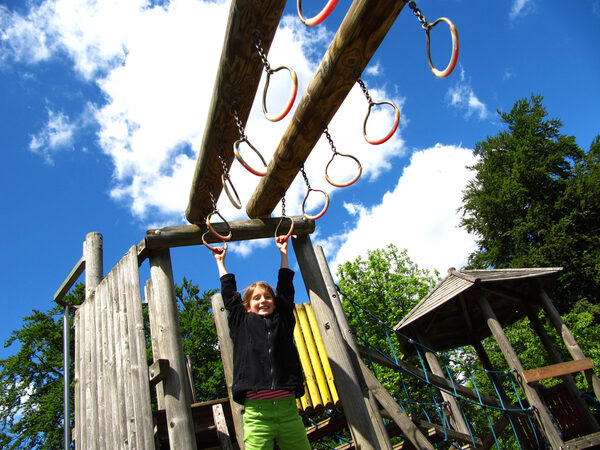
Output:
top-left (211, 293), bottom-right (245, 449)
top-left (83, 232), bottom-right (102, 449)
top-left (471, 340), bottom-right (533, 449)
top-left (476, 290), bottom-right (564, 449)
top-left (292, 235), bottom-right (385, 449)
top-left (526, 305), bottom-right (599, 432)
top-left (84, 232), bottom-right (103, 299)
top-left (538, 286), bottom-right (600, 403)
top-left (148, 249), bottom-right (197, 449)
top-left (414, 330), bottom-right (471, 436)
top-left (313, 246), bottom-right (393, 449)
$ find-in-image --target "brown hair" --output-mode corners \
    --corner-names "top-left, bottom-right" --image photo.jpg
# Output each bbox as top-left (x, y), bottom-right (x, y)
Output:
top-left (242, 281), bottom-right (275, 311)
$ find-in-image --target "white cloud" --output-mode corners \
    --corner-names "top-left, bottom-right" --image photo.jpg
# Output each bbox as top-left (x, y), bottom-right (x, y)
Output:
top-left (446, 66), bottom-right (488, 120)
top-left (29, 109), bottom-right (76, 162)
top-left (318, 144), bottom-right (479, 277)
top-left (509, 0), bottom-right (535, 20)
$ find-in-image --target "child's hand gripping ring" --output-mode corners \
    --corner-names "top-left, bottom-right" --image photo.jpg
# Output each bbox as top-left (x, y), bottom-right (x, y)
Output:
top-left (274, 216), bottom-right (295, 242)
top-left (263, 66), bottom-right (298, 122)
top-left (203, 211), bottom-right (232, 253)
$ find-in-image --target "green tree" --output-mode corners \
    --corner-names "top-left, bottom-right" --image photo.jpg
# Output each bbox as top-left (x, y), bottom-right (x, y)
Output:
top-left (0, 284), bottom-right (84, 449)
top-left (336, 244), bottom-right (439, 398)
top-left (176, 278), bottom-right (226, 402)
top-left (460, 94), bottom-right (600, 314)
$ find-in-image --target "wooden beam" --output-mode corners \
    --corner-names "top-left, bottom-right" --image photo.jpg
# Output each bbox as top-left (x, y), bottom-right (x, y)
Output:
top-left (186, 0), bottom-right (288, 224)
top-left (521, 358), bottom-right (594, 384)
top-left (246, 0), bottom-right (406, 218)
top-left (54, 256), bottom-right (85, 306)
top-left (145, 216), bottom-right (314, 252)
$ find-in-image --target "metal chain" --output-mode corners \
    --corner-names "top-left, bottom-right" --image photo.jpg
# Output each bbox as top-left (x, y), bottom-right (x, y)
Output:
top-left (232, 103), bottom-right (247, 139)
top-left (355, 76), bottom-right (373, 106)
top-left (407, 0), bottom-right (430, 29)
top-left (281, 195), bottom-right (286, 216)
top-left (253, 30), bottom-right (272, 73)
top-left (218, 149), bottom-right (229, 176)
top-left (322, 122), bottom-right (338, 154)
top-left (209, 191), bottom-right (217, 211)
top-left (300, 164), bottom-right (312, 190)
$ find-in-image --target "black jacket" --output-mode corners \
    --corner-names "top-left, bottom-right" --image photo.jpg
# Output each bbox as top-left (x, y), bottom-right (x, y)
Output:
top-left (221, 269), bottom-right (305, 405)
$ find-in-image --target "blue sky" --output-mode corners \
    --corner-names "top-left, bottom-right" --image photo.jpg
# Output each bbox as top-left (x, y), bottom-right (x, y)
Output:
top-left (1, 0), bottom-right (599, 359)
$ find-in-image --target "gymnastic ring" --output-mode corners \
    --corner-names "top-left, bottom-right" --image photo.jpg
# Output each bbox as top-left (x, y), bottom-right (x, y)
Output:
top-left (302, 188), bottom-right (329, 220)
top-left (274, 216), bottom-right (295, 242)
top-left (221, 174), bottom-right (242, 209)
top-left (297, 0), bottom-right (339, 27)
top-left (206, 211), bottom-right (232, 242)
top-left (263, 66), bottom-right (298, 122)
top-left (426, 17), bottom-right (459, 78)
top-left (234, 137), bottom-right (268, 176)
top-left (363, 100), bottom-right (400, 145)
top-left (202, 231), bottom-right (228, 254)
top-left (325, 152), bottom-right (362, 188)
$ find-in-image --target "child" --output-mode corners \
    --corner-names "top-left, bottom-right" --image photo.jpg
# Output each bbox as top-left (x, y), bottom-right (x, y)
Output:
top-left (213, 237), bottom-right (311, 450)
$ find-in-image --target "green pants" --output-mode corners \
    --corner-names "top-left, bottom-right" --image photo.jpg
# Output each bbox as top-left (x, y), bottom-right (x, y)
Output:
top-left (243, 397), bottom-right (311, 449)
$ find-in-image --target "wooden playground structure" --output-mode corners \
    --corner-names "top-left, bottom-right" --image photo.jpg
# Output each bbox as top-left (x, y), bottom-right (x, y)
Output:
top-left (52, 0), bottom-right (600, 448)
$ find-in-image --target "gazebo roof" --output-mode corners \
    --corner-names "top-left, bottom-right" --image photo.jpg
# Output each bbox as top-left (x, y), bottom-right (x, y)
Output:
top-left (394, 267), bottom-right (563, 353)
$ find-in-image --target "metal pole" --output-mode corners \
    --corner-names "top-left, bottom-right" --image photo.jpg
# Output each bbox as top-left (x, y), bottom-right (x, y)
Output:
top-left (63, 305), bottom-right (70, 450)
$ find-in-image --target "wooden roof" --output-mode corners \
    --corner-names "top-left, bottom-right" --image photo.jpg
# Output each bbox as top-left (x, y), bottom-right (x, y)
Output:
top-left (394, 267), bottom-right (563, 352)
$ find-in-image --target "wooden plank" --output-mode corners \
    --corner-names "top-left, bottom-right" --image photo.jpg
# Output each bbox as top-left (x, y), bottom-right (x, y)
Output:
top-left (108, 269), bottom-right (128, 447)
top-left (211, 293), bottom-right (246, 448)
top-left (94, 279), bottom-right (107, 448)
top-left (123, 247), bottom-right (155, 449)
top-left (522, 358), bottom-right (594, 384)
top-left (212, 403), bottom-right (234, 450)
top-left (145, 216), bottom-right (314, 251)
top-left (185, 0), bottom-right (288, 224)
top-left (102, 273), bottom-right (119, 448)
top-left (53, 256), bottom-right (85, 306)
top-left (246, 0), bottom-right (406, 218)
top-left (145, 280), bottom-right (165, 410)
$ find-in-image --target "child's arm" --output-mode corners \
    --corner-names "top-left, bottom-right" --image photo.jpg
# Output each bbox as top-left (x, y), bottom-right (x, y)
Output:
top-left (213, 245), bottom-right (229, 277)
top-left (275, 236), bottom-right (289, 269)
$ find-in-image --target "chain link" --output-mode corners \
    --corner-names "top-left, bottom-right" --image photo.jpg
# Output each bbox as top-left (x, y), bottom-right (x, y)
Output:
top-left (209, 191), bottom-right (217, 211)
top-left (407, 0), bottom-right (430, 29)
top-left (232, 103), bottom-right (247, 139)
top-left (300, 164), bottom-right (311, 190)
top-left (322, 122), bottom-right (338, 154)
top-left (356, 76), bottom-right (373, 106)
top-left (218, 149), bottom-right (229, 176)
top-left (253, 30), bottom-right (272, 73)
top-left (281, 196), bottom-right (286, 216)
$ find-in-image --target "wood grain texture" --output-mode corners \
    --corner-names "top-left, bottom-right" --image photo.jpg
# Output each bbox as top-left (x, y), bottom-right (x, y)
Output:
top-left (246, 0), bottom-right (405, 218)
top-left (186, 0), bottom-right (288, 224)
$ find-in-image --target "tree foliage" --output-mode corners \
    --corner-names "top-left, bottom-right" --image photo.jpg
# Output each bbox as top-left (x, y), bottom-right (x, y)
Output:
top-left (460, 94), bottom-right (600, 314)
top-left (336, 244), bottom-right (439, 398)
top-left (0, 284), bottom-right (84, 449)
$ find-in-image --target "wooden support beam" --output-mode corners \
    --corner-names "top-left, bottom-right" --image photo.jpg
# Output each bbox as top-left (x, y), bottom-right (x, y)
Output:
top-left (246, 0), bottom-right (406, 218)
top-left (144, 216), bottom-right (314, 253)
top-left (54, 257), bottom-right (85, 306)
top-left (521, 358), bottom-right (594, 384)
top-left (149, 359), bottom-right (170, 387)
top-left (185, 0), bottom-right (288, 224)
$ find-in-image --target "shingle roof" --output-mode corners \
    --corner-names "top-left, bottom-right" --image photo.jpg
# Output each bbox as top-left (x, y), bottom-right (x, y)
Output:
top-left (394, 267), bottom-right (563, 352)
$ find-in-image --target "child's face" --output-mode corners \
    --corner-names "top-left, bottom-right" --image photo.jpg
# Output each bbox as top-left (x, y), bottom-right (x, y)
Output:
top-left (246, 286), bottom-right (275, 315)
